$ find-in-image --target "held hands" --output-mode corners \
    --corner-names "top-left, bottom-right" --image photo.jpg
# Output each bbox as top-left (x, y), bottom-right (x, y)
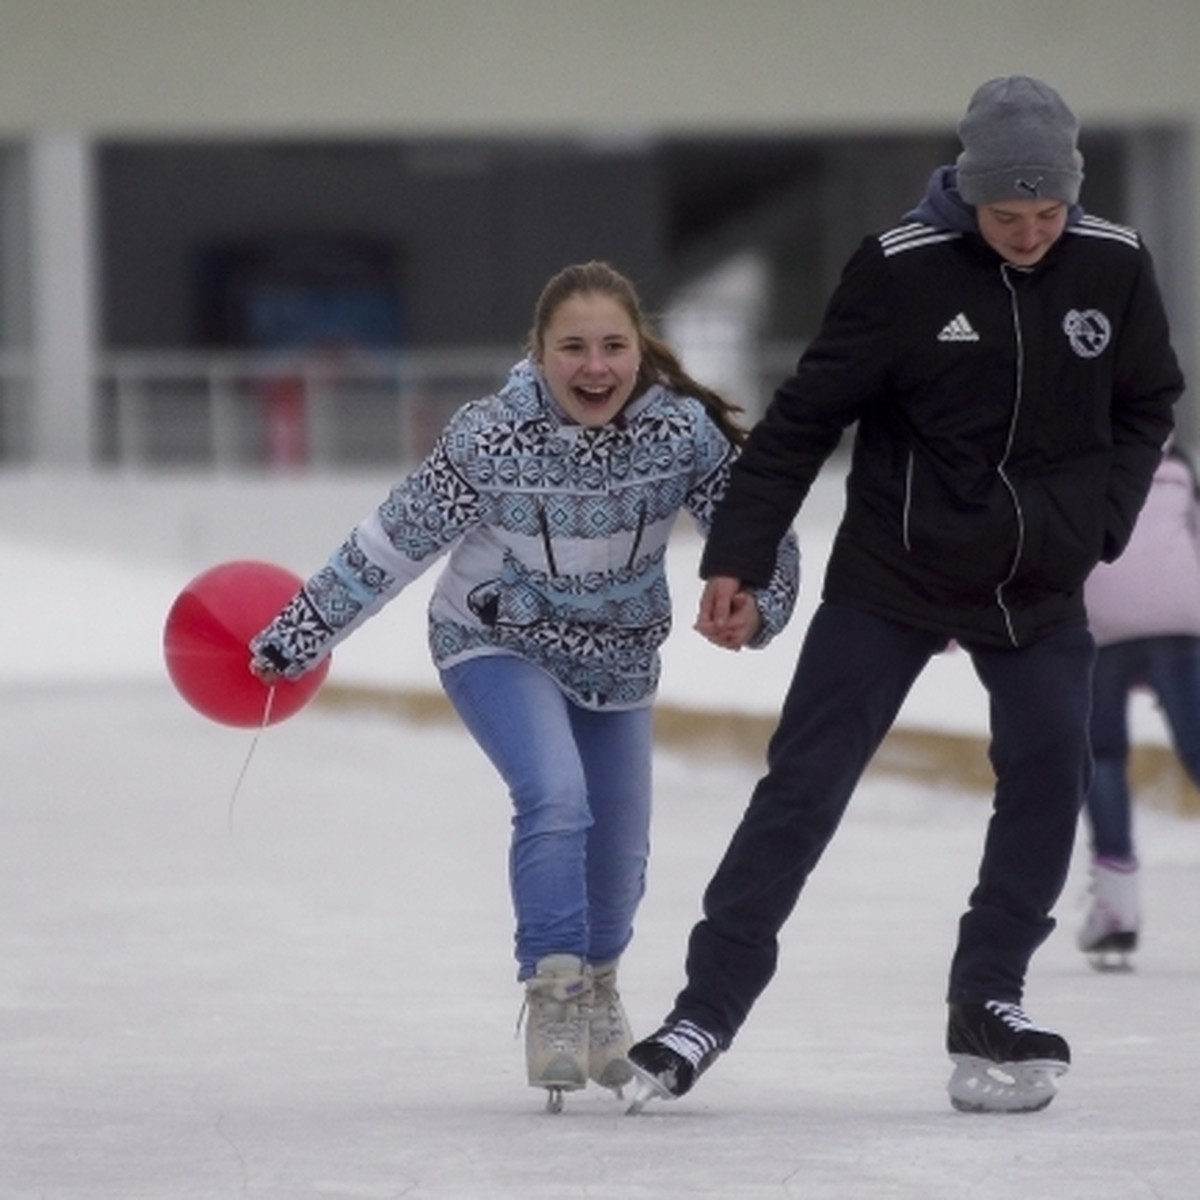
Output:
top-left (695, 575), bottom-right (763, 651)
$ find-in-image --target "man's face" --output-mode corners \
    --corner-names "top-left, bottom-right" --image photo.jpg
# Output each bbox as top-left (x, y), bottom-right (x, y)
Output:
top-left (975, 197), bottom-right (1069, 266)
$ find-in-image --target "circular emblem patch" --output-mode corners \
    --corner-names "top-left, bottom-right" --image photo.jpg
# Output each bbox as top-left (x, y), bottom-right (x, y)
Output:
top-left (1063, 309), bottom-right (1112, 358)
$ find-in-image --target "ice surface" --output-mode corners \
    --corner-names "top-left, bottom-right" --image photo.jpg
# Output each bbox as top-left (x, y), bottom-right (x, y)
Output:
top-left (2, 471), bottom-right (1197, 1198)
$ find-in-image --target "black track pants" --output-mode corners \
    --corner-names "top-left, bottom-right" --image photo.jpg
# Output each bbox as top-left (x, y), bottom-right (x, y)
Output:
top-left (668, 602), bottom-right (1093, 1043)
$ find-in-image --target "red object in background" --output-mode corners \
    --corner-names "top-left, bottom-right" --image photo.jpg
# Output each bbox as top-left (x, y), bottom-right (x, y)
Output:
top-left (163, 560), bottom-right (330, 727)
top-left (261, 374), bottom-right (308, 467)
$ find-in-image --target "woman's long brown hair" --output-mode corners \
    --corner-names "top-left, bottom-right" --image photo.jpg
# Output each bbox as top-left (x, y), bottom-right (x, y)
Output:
top-left (528, 261), bottom-right (747, 446)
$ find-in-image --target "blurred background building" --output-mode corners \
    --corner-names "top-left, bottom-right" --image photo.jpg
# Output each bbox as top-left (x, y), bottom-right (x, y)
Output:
top-left (0, 1), bottom-right (1196, 471)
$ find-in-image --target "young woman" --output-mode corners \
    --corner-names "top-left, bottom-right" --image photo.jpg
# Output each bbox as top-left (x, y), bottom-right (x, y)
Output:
top-left (1081, 446), bottom-right (1200, 968)
top-left (249, 261), bottom-right (798, 1108)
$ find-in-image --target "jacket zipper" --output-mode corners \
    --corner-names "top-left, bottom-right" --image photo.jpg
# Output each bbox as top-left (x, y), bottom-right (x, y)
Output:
top-left (625, 501), bottom-right (647, 569)
top-left (902, 453), bottom-right (914, 551)
top-left (994, 264), bottom-right (1028, 646)
top-left (537, 506), bottom-right (559, 576)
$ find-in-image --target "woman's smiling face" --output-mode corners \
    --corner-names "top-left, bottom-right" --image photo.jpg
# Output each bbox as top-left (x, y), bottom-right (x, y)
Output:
top-left (536, 292), bottom-right (642, 427)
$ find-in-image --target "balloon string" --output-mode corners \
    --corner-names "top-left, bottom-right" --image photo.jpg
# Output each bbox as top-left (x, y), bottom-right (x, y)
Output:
top-left (227, 685), bottom-right (276, 835)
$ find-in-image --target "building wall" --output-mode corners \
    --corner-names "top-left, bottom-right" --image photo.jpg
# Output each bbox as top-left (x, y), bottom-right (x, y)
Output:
top-left (2, 1), bottom-right (1197, 463)
top-left (2, 2), bottom-right (1198, 136)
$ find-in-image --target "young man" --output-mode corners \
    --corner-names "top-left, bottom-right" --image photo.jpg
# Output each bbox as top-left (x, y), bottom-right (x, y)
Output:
top-left (628, 76), bottom-right (1184, 1114)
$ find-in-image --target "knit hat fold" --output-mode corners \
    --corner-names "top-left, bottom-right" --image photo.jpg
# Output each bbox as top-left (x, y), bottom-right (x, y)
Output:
top-left (955, 75), bottom-right (1084, 206)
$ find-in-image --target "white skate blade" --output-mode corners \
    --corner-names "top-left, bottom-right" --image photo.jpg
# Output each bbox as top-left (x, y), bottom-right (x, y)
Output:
top-left (533, 1074), bottom-right (585, 1114)
top-left (948, 1054), bottom-right (1068, 1113)
top-left (593, 1058), bottom-right (635, 1095)
top-left (1087, 949), bottom-right (1134, 973)
top-left (531, 1069), bottom-right (585, 1115)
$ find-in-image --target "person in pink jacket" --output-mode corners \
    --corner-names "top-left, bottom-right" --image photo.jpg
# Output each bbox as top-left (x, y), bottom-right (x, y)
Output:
top-left (1081, 445), bottom-right (1200, 967)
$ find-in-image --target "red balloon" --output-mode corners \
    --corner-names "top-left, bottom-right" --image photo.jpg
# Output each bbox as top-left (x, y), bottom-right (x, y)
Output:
top-left (163, 560), bottom-right (331, 727)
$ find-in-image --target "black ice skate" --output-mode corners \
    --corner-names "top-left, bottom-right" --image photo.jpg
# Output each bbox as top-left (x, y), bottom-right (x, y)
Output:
top-left (946, 1000), bottom-right (1070, 1113)
top-left (625, 1019), bottom-right (723, 1114)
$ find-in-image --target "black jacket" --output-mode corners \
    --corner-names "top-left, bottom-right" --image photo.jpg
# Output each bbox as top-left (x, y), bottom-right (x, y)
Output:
top-left (703, 180), bottom-right (1184, 648)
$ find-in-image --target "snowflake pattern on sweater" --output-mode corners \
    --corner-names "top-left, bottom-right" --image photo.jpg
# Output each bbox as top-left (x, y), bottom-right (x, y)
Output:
top-left (252, 359), bottom-right (799, 710)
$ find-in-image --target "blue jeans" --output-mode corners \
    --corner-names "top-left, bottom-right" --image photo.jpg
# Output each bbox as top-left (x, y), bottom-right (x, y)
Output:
top-left (1087, 635), bottom-right (1200, 860)
top-left (440, 654), bottom-right (652, 980)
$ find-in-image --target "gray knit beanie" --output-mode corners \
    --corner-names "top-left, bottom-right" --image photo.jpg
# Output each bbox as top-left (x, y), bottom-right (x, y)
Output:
top-left (955, 75), bottom-right (1084, 206)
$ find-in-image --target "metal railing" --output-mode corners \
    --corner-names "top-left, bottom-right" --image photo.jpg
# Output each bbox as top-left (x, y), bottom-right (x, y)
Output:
top-left (1, 342), bottom-right (804, 471)
top-left (95, 347), bottom-right (519, 470)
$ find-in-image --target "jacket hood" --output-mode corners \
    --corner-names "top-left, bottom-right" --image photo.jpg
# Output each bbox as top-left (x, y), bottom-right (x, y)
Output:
top-left (903, 165), bottom-right (1085, 232)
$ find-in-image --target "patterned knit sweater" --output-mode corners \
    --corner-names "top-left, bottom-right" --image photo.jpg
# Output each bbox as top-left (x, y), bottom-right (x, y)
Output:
top-left (252, 358), bottom-right (799, 710)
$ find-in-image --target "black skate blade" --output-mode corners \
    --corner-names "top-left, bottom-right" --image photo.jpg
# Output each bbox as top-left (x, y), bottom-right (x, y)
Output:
top-left (625, 1067), bottom-right (672, 1115)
